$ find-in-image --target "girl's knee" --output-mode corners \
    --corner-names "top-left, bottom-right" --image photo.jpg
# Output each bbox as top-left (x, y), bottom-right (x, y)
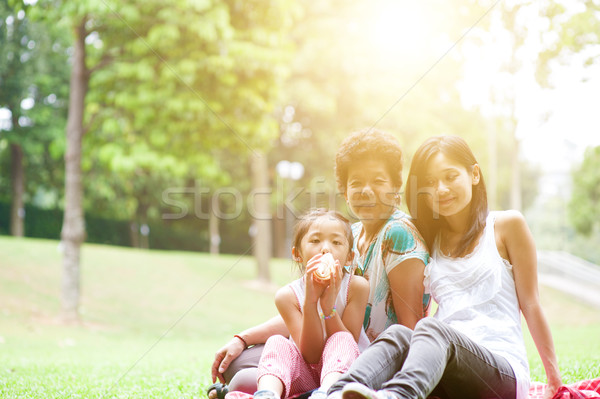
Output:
top-left (325, 331), bottom-right (359, 354)
top-left (414, 317), bottom-right (443, 332)
top-left (328, 331), bottom-right (354, 343)
top-left (413, 318), bottom-right (450, 344)
top-left (265, 334), bottom-right (292, 347)
top-left (378, 324), bottom-right (413, 344)
top-left (263, 335), bottom-right (297, 360)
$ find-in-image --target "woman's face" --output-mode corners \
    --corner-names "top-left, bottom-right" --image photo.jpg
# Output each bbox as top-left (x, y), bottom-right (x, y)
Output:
top-left (345, 159), bottom-right (398, 223)
top-left (422, 152), bottom-right (480, 218)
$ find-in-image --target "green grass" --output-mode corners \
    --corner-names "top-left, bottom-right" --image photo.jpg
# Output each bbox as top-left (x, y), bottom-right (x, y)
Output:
top-left (1, 236), bottom-right (599, 398)
top-left (0, 236), bottom-right (296, 398)
top-left (523, 287), bottom-right (600, 382)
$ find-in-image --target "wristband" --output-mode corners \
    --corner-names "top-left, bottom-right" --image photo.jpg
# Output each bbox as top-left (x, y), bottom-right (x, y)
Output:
top-left (234, 334), bottom-right (248, 349)
top-left (319, 306), bottom-right (337, 320)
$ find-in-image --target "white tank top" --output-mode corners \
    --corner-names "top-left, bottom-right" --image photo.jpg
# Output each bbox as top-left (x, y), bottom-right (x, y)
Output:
top-left (288, 272), bottom-right (370, 352)
top-left (424, 212), bottom-right (530, 399)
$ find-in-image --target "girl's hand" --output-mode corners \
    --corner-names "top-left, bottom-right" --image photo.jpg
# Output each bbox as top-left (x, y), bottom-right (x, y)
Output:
top-left (542, 373), bottom-right (562, 399)
top-left (210, 336), bottom-right (245, 383)
top-left (542, 383), bottom-right (561, 399)
top-left (305, 254), bottom-right (327, 304)
top-left (319, 259), bottom-right (343, 315)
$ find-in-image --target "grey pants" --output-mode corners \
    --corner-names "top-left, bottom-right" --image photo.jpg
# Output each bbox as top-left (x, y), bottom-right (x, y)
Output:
top-left (329, 318), bottom-right (517, 399)
top-left (223, 344), bottom-right (264, 394)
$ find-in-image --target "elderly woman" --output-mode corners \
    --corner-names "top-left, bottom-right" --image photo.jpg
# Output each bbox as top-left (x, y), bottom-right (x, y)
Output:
top-left (208, 129), bottom-right (430, 399)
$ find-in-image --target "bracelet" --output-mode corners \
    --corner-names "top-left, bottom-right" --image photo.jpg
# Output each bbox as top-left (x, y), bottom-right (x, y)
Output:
top-left (319, 306), bottom-right (337, 320)
top-left (234, 334), bottom-right (248, 349)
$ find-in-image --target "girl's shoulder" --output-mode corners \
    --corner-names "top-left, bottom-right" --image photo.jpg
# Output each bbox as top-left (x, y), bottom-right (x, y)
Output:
top-left (274, 282), bottom-right (301, 310)
top-left (348, 274), bottom-right (369, 299)
top-left (491, 210), bottom-right (535, 267)
top-left (492, 210), bottom-right (528, 234)
top-left (491, 210), bottom-right (532, 257)
top-left (349, 273), bottom-right (368, 288)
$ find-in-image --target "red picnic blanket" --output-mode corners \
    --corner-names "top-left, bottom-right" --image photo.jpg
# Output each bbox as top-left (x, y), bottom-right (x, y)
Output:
top-left (528, 379), bottom-right (600, 399)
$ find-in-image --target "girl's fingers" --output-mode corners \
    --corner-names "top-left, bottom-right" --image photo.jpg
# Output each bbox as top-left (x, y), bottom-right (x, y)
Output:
top-left (333, 260), bottom-right (341, 279)
top-left (305, 263), bottom-right (320, 275)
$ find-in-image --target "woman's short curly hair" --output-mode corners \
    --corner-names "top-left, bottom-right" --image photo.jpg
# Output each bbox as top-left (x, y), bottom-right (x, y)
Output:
top-left (335, 128), bottom-right (404, 194)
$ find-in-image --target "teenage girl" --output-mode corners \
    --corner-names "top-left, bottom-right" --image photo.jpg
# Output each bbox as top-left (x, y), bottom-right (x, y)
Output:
top-left (330, 136), bottom-right (561, 399)
top-left (227, 209), bottom-right (369, 399)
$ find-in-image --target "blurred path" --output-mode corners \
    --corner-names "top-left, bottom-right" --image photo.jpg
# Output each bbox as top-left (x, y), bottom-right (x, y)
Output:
top-left (537, 251), bottom-right (600, 309)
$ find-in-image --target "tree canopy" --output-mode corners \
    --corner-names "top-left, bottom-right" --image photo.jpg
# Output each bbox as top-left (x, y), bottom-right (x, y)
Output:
top-left (3, 0), bottom-right (594, 253)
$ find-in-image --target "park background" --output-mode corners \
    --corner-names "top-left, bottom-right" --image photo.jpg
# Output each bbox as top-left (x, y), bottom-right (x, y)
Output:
top-left (1, 0), bottom-right (600, 397)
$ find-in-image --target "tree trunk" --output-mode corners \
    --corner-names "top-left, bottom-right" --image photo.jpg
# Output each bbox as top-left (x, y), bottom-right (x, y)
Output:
top-left (250, 152), bottom-right (271, 283)
top-left (510, 124), bottom-right (521, 211)
top-left (209, 194), bottom-right (220, 255)
top-left (10, 143), bottom-right (25, 237)
top-left (129, 221), bottom-right (139, 248)
top-left (137, 202), bottom-right (150, 249)
top-left (486, 120), bottom-right (497, 211)
top-left (60, 19), bottom-right (88, 323)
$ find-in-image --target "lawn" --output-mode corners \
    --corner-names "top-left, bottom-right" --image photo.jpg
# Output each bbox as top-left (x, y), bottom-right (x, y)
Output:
top-left (0, 236), bottom-right (599, 398)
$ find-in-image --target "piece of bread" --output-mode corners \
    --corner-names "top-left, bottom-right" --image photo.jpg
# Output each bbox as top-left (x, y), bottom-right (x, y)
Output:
top-left (313, 253), bottom-right (336, 283)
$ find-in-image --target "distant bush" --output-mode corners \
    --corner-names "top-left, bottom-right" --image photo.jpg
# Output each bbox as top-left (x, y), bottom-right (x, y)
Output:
top-left (0, 201), bottom-right (252, 254)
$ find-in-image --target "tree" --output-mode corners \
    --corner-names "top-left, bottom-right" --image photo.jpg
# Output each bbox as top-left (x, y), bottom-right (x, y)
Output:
top-left (568, 145), bottom-right (600, 236)
top-left (23, 0), bottom-right (146, 322)
top-left (0, 0), bottom-right (68, 237)
top-left (83, 0), bottom-right (294, 275)
top-left (20, 0), bottom-right (295, 320)
top-left (536, 1), bottom-right (600, 87)
top-left (61, 15), bottom-right (88, 323)
top-left (0, 1), bottom-right (29, 236)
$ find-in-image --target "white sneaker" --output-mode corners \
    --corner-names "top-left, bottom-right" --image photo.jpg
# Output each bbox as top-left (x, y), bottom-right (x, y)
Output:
top-left (309, 390), bottom-right (328, 399)
top-left (253, 390), bottom-right (279, 399)
top-left (325, 391), bottom-right (343, 399)
top-left (341, 383), bottom-right (397, 399)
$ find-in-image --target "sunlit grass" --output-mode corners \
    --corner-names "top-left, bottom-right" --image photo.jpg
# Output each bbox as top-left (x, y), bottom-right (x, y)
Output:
top-left (0, 236), bottom-right (294, 398)
top-left (524, 285), bottom-right (600, 383)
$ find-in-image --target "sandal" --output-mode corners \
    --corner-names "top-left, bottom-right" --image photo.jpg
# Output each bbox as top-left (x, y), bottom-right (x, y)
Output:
top-left (206, 383), bottom-right (229, 399)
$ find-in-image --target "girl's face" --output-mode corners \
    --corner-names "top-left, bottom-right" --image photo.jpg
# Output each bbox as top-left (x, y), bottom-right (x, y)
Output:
top-left (296, 217), bottom-right (352, 268)
top-left (422, 152), bottom-right (480, 218)
top-left (345, 159), bottom-right (398, 222)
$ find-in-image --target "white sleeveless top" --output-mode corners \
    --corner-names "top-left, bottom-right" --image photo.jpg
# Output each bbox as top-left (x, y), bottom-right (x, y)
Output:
top-left (424, 212), bottom-right (530, 399)
top-left (288, 273), bottom-right (371, 353)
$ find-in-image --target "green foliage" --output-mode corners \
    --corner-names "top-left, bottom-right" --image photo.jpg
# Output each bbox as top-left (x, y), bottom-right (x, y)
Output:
top-left (7, 0), bottom-right (296, 249)
top-left (537, 1), bottom-right (600, 86)
top-left (1, 0), bottom-right (562, 254)
top-left (0, 0), bottom-right (69, 206)
top-left (568, 145), bottom-right (600, 236)
top-left (76, 0), bottom-right (296, 226)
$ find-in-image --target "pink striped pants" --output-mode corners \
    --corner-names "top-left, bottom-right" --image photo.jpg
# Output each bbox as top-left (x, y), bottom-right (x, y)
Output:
top-left (258, 332), bottom-right (360, 399)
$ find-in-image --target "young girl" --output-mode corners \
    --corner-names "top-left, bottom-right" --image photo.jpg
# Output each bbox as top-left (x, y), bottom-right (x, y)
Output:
top-left (227, 209), bottom-right (370, 399)
top-left (329, 136), bottom-right (562, 399)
